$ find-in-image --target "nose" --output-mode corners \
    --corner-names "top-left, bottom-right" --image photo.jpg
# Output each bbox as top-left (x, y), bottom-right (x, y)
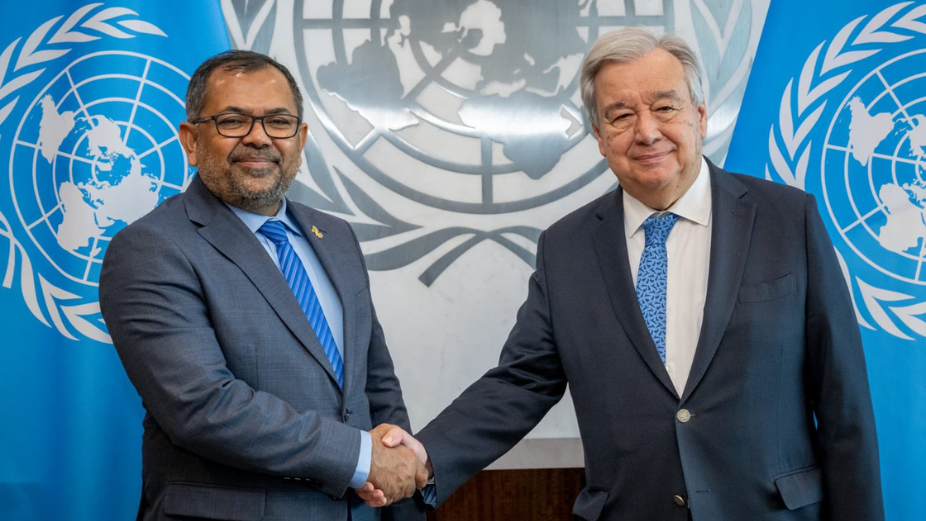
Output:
top-left (634, 110), bottom-right (662, 145)
top-left (241, 118), bottom-right (272, 147)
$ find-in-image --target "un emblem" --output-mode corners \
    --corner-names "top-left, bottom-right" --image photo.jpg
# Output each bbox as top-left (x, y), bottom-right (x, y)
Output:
top-left (0, 6), bottom-right (187, 342)
top-left (11, 52), bottom-right (190, 285)
top-left (768, 3), bottom-right (926, 340)
top-left (227, 0), bottom-right (760, 284)
top-left (823, 49), bottom-right (926, 286)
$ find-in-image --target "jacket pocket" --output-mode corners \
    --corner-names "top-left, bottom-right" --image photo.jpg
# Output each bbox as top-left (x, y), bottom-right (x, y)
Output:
top-left (775, 465), bottom-right (823, 510)
top-left (738, 273), bottom-right (796, 303)
top-left (163, 483), bottom-right (266, 521)
top-left (572, 487), bottom-right (608, 521)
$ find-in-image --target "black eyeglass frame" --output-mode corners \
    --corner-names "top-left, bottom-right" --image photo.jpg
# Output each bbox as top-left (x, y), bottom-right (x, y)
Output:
top-left (190, 112), bottom-right (303, 139)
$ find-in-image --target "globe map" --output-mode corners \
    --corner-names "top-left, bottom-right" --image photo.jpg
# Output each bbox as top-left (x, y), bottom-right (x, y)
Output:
top-left (863, 100), bottom-right (926, 257)
top-left (9, 52), bottom-right (190, 286)
top-left (313, 0), bottom-right (588, 184)
top-left (825, 49), bottom-right (926, 284)
top-left (295, 0), bottom-right (687, 214)
top-left (37, 94), bottom-right (160, 259)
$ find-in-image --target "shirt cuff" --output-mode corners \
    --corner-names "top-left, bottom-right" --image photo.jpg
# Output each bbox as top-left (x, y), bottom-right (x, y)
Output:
top-left (421, 483), bottom-right (438, 507)
top-left (348, 430), bottom-right (372, 489)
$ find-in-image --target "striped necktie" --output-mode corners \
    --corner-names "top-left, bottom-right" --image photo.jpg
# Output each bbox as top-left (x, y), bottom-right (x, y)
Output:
top-left (259, 220), bottom-right (344, 388)
top-left (635, 212), bottom-right (680, 364)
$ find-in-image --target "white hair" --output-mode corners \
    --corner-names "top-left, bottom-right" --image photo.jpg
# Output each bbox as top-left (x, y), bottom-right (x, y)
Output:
top-left (580, 28), bottom-right (705, 128)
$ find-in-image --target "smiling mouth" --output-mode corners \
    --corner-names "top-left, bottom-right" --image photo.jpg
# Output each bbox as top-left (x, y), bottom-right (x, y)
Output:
top-left (633, 151), bottom-right (673, 163)
top-left (234, 157), bottom-right (279, 169)
top-left (236, 158), bottom-right (275, 165)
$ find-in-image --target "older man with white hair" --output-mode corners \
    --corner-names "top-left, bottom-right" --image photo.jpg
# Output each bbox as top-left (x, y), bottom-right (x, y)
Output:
top-left (363, 27), bottom-right (884, 521)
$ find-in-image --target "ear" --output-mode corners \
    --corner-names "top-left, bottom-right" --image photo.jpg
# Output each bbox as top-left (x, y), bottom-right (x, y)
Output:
top-left (178, 121), bottom-right (199, 167)
top-left (697, 102), bottom-right (708, 139)
top-left (296, 122), bottom-right (309, 167)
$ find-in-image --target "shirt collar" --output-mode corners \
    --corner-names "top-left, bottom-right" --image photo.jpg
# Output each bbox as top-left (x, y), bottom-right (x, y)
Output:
top-left (226, 198), bottom-right (303, 237)
top-left (623, 156), bottom-right (712, 239)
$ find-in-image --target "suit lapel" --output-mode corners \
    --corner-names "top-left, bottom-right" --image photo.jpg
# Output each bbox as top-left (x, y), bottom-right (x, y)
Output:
top-left (591, 190), bottom-right (679, 398)
top-left (184, 177), bottom-right (341, 389)
top-left (287, 203), bottom-right (359, 396)
top-left (680, 164), bottom-right (756, 403)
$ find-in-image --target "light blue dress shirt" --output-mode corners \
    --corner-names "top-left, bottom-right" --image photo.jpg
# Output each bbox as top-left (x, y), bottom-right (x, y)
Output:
top-left (227, 199), bottom-right (372, 489)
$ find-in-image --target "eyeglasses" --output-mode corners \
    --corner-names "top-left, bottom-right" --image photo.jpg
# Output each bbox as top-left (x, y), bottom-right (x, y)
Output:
top-left (190, 112), bottom-right (301, 138)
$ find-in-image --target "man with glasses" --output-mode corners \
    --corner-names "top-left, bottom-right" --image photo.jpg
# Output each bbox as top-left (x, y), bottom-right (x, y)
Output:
top-left (365, 28), bottom-right (883, 520)
top-left (100, 50), bottom-right (425, 521)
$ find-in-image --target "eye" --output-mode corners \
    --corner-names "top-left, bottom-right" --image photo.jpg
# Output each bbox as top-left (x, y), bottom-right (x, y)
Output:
top-left (610, 112), bottom-right (632, 123)
top-left (266, 116), bottom-right (295, 127)
top-left (217, 115), bottom-right (248, 126)
top-left (652, 105), bottom-right (681, 120)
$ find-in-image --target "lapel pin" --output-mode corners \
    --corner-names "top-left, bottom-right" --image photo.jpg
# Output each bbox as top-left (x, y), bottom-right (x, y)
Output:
top-left (311, 226), bottom-right (324, 239)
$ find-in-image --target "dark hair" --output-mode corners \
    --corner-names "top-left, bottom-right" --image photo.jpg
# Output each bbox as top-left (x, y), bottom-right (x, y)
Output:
top-left (185, 50), bottom-right (304, 120)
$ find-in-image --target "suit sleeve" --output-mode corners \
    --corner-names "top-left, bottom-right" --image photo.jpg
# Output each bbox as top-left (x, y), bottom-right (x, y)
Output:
top-left (415, 232), bottom-right (568, 505)
top-left (803, 195), bottom-right (884, 520)
top-left (99, 223), bottom-right (361, 498)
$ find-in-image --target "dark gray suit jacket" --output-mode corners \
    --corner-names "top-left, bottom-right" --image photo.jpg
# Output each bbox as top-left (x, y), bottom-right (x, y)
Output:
top-left (100, 176), bottom-right (422, 521)
top-left (416, 161), bottom-right (883, 521)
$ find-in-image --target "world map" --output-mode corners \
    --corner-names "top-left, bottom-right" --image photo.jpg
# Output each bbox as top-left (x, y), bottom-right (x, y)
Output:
top-left (315, 0), bottom-right (587, 180)
top-left (848, 96), bottom-right (926, 256)
top-left (37, 94), bottom-right (160, 257)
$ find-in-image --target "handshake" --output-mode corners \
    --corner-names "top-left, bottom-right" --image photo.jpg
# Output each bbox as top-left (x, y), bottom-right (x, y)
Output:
top-left (356, 423), bottom-right (432, 507)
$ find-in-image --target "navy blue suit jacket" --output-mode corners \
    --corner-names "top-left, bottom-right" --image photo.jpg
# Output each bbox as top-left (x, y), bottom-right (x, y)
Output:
top-left (416, 161), bottom-right (883, 521)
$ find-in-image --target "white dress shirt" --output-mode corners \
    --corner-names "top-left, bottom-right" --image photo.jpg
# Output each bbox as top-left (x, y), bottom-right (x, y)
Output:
top-left (624, 157), bottom-right (712, 396)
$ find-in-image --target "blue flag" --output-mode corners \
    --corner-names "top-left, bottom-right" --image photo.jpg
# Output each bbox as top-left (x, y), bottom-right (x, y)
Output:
top-left (0, 2), bottom-right (228, 519)
top-left (726, 2), bottom-right (926, 519)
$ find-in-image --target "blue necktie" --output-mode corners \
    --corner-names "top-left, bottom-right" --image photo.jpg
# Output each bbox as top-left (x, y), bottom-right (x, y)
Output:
top-left (259, 220), bottom-right (344, 388)
top-left (635, 213), bottom-right (680, 364)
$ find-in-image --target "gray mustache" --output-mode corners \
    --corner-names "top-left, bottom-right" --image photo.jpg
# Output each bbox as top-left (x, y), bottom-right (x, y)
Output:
top-left (230, 151), bottom-right (281, 163)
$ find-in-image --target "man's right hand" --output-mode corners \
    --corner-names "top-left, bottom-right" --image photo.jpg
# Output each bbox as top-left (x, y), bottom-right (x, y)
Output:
top-left (365, 423), bottom-right (428, 505)
top-left (381, 425), bottom-right (432, 479)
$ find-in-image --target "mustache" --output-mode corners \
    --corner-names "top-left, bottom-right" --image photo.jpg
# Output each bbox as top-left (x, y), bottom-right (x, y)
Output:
top-left (229, 149), bottom-right (281, 163)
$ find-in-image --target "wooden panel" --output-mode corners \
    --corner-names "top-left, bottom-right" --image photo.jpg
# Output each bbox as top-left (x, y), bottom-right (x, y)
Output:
top-left (426, 468), bottom-right (585, 521)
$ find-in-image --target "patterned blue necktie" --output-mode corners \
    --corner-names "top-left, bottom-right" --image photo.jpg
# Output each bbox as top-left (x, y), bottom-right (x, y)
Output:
top-left (635, 213), bottom-right (680, 364)
top-left (259, 220), bottom-right (344, 388)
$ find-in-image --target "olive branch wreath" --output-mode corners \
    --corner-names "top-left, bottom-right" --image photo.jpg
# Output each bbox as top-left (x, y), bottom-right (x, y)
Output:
top-left (766, 1), bottom-right (926, 340)
top-left (0, 3), bottom-right (166, 343)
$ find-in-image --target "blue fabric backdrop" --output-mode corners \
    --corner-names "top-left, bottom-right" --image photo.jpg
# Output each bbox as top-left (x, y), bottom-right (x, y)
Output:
top-left (0, 2), bottom-right (228, 519)
top-left (727, 2), bottom-right (926, 519)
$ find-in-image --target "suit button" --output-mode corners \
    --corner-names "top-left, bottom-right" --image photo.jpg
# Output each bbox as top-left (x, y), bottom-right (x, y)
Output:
top-left (676, 409), bottom-right (691, 423)
top-left (673, 494), bottom-right (686, 507)
top-left (343, 410), bottom-right (351, 422)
